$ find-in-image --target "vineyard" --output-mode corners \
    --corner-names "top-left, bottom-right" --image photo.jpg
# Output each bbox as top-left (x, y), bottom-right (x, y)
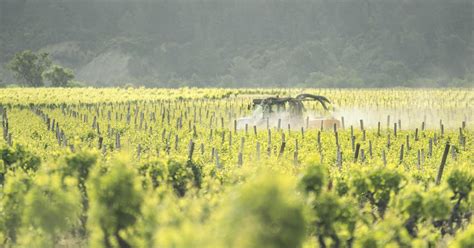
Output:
top-left (0, 88), bottom-right (473, 247)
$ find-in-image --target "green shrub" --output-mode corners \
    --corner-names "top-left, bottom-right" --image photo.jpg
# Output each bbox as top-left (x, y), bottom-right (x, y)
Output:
top-left (1, 144), bottom-right (40, 173)
top-left (166, 158), bottom-right (202, 197)
top-left (299, 163), bottom-right (326, 195)
top-left (216, 174), bottom-right (306, 248)
top-left (87, 158), bottom-right (143, 248)
top-left (18, 173), bottom-right (81, 247)
top-left (0, 171), bottom-right (32, 243)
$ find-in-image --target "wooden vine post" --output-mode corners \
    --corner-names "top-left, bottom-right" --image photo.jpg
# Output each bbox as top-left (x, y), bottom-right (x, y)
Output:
top-left (435, 142), bottom-right (450, 185)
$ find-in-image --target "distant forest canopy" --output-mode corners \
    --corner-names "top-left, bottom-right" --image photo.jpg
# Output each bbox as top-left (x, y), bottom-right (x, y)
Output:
top-left (0, 0), bottom-right (472, 87)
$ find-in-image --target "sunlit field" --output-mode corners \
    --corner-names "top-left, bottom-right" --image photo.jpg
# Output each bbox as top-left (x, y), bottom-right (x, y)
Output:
top-left (0, 88), bottom-right (473, 247)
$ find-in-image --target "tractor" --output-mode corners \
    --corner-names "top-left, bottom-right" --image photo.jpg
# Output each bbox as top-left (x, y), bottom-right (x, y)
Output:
top-left (236, 93), bottom-right (340, 130)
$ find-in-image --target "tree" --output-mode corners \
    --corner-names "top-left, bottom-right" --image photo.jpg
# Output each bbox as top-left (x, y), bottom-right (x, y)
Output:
top-left (43, 65), bottom-right (75, 87)
top-left (7, 50), bottom-right (51, 87)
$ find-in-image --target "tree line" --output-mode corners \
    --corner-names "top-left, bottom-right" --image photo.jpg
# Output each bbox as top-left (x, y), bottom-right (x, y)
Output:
top-left (0, 0), bottom-right (472, 87)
